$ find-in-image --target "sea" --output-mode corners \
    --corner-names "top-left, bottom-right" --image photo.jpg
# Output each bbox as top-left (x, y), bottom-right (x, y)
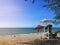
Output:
top-left (0, 28), bottom-right (60, 36)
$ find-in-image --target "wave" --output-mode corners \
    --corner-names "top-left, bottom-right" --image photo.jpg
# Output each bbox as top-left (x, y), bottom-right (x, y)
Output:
top-left (0, 32), bottom-right (43, 37)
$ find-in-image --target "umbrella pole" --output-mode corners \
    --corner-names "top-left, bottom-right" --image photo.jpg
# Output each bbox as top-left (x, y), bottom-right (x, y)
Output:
top-left (38, 30), bottom-right (39, 32)
top-left (37, 30), bottom-right (39, 34)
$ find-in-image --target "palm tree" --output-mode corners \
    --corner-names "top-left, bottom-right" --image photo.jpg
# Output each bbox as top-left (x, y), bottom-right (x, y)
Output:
top-left (24, 0), bottom-right (60, 23)
top-left (43, 0), bottom-right (60, 24)
top-left (43, 0), bottom-right (60, 19)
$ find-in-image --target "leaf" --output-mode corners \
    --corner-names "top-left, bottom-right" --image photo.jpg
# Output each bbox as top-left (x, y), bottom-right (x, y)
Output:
top-left (32, 0), bottom-right (35, 4)
top-left (44, 0), bottom-right (50, 3)
top-left (55, 14), bottom-right (60, 20)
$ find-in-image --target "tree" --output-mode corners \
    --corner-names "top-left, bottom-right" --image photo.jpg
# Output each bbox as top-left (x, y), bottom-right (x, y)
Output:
top-left (43, 0), bottom-right (60, 20)
top-left (24, 0), bottom-right (60, 24)
top-left (43, 0), bottom-right (60, 24)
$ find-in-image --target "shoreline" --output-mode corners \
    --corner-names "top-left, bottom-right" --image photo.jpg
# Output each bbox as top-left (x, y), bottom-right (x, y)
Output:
top-left (0, 32), bottom-right (44, 37)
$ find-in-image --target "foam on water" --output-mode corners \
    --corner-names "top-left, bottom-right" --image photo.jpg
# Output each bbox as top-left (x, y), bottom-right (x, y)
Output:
top-left (0, 28), bottom-right (59, 37)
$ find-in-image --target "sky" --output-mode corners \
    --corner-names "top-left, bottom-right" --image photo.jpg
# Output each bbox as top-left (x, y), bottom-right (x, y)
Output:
top-left (0, 0), bottom-right (60, 28)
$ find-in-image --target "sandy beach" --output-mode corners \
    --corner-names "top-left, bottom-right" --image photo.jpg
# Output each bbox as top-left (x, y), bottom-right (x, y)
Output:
top-left (0, 33), bottom-right (42, 45)
top-left (0, 33), bottom-right (60, 45)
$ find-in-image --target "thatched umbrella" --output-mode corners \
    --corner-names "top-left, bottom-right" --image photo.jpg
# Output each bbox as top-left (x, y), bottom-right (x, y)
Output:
top-left (40, 18), bottom-right (53, 25)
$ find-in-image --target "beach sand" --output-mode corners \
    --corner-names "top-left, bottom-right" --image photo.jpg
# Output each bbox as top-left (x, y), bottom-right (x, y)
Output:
top-left (0, 33), bottom-right (60, 45)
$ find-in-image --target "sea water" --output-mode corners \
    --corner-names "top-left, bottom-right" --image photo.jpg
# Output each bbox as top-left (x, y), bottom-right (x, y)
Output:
top-left (0, 28), bottom-right (60, 36)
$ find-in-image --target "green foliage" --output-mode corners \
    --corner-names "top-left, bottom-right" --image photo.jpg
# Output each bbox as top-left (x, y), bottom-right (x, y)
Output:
top-left (43, 0), bottom-right (60, 20)
top-left (24, 0), bottom-right (60, 23)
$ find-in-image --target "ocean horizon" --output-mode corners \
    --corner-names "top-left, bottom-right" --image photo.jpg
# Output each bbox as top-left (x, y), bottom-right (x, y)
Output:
top-left (0, 28), bottom-right (60, 36)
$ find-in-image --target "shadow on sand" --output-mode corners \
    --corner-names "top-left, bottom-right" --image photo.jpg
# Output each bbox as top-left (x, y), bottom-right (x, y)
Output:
top-left (19, 38), bottom-right (60, 45)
